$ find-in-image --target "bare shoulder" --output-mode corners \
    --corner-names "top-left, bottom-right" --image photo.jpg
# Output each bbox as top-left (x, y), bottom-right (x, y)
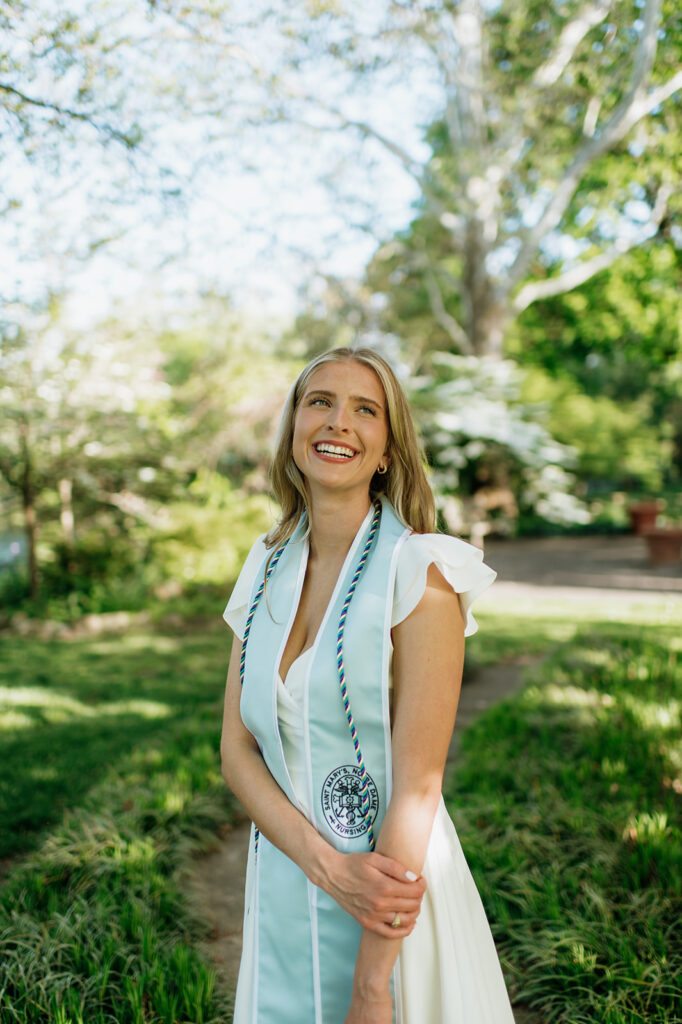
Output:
top-left (406, 561), bottom-right (462, 618)
top-left (424, 561), bottom-right (457, 595)
top-left (392, 562), bottom-right (464, 656)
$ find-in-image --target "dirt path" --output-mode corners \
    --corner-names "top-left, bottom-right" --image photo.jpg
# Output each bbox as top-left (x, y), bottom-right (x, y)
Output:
top-left (188, 655), bottom-right (540, 1022)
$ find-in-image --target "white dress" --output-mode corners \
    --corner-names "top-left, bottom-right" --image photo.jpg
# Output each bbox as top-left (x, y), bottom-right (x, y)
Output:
top-left (224, 533), bottom-right (515, 1023)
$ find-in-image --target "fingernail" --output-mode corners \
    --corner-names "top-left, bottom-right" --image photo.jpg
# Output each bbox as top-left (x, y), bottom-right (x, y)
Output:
top-left (405, 870), bottom-right (418, 881)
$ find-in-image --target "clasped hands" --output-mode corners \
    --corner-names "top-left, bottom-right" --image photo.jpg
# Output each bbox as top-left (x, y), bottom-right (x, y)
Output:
top-left (325, 850), bottom-right (426, 938)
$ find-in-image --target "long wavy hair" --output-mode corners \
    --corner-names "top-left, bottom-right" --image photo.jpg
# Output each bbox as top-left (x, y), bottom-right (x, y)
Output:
top-left (265, 347), bottom-right (435, 549)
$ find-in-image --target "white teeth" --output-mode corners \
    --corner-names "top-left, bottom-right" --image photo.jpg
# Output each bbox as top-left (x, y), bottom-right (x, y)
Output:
top-left (315, 443), bottom-right (356, 458)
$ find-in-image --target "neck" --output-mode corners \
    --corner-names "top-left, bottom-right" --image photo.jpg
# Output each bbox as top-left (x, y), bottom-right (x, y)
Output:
top-left (306, 490), bottom-right (373, 561)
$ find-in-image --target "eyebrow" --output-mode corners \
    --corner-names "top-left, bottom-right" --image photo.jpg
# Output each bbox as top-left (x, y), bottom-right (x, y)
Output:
top-left (306, 388), bottom-right (383, 409)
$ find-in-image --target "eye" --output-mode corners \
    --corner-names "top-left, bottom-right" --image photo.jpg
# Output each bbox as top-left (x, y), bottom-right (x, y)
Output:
top-left (309, 396), bottom-right (331, 407)
top-left (358, 405), bottom-right (377, 416)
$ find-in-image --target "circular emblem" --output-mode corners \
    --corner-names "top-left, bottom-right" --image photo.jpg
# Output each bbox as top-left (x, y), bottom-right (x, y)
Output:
top-left (321, 765), bottom-right (379, 839)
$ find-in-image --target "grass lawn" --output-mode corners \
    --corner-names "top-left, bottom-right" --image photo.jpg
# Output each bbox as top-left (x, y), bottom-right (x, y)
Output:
top-left (1, 586), bottom-right (680, 1023)
top-left (0, 621), bottom-right (237, 1024)
top-left (450, 602), bottom-right (682, 1024)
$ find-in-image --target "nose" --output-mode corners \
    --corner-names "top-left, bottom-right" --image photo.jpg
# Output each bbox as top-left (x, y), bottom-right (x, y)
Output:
top-left (326, 402), bottom-right (350, 431)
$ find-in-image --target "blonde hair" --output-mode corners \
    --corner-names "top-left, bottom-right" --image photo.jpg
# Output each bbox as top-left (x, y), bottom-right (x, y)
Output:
top-left (266, 347), bottom-right (435, 549)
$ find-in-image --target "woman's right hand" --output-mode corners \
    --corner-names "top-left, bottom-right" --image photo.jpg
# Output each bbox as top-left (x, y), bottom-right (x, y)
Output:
top-left (324, 851), bottom-right (426, 937)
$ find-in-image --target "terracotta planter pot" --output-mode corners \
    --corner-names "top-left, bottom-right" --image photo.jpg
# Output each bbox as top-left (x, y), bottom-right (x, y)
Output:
top-left (643, 528), bottom-right (682, 566)
top-left (628, 500), bottom-right (665, 535)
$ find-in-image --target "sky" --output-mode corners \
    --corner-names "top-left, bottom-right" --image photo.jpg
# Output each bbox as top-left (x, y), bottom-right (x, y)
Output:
top-left (1, 0), bottom-right (440, 331)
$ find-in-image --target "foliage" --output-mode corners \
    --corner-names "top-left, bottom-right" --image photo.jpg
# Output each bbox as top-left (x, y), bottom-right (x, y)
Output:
top-left (519, 367), bottom-right (672, 492)
top-left (510, 243), bottom-right (682, 481)
top-left (447, 630), bottom-right (682, 1023)
top-left (158, 310), bottom-right (300, 484)
top-left (511, 244), bottom-right (682, 398)
top-left (152, 480), bottom-right (274, 589)
top-left (0, 1), bottom-right (252, 310)
top-left (0, 302), bottom-right (176, 601)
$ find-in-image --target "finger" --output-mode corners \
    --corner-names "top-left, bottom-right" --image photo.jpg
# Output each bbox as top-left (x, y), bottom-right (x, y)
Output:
top-left (375, 920), bottom-right (417, 939)
top-left (370, 891), bottom-right (426, 914)
top-left (384, 909), bottom-right (420, 929)
top-left (369, 853), bottom-right (423, 884)
top-left (363, 919), bottom-right (409, 938)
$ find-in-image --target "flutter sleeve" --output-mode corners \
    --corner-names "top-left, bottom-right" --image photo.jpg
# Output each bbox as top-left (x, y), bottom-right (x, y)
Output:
top-left (392, 533), bottom-right (496, 637)
top-left (222, 534), bottom-right (268, 640)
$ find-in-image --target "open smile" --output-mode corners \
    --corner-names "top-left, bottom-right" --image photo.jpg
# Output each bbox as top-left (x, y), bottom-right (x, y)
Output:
top-left (313, 442), bottom-right (359, 461)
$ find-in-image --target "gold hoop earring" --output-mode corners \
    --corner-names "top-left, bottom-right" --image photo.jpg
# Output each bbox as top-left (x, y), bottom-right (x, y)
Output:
top-left (377, 464), bottom-right (388, 475)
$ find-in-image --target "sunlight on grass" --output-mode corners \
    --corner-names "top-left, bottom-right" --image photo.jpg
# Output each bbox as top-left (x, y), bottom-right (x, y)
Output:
top-left (622, 812), bottom-right (670, 845)
top-left (87, 633), bottom-right (183, 655)
top-left (477, 586), bottom-right (682, 629)
top-left (622, 694), bottom-right (680, 731)
top-left (0, 687), bottom-right (172, 727)
top-left (0, 710), bottom-right (34, 730)
top-left (102, 699), bottom-right (172, 719)
top-left (539, 683), bottom-right (615, 709)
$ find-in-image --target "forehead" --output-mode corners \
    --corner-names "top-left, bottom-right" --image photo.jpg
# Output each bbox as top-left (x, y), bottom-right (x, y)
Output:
top-left (303, 360), bottom-right (386, 404)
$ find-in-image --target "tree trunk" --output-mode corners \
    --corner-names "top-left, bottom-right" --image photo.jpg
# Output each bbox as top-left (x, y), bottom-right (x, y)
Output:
top-left (19, 424), bottom-right (40, 600)
top-left (472, 300), bottom-right (509, 359)
top-left (462, 221), bottom-right (509, 357)
top-left (59, 477), bottom-right (75, 547)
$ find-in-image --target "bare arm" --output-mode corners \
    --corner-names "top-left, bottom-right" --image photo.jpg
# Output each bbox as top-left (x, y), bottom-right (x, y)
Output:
top-left (345, 563), bottom-right (465, 1023)
top-left (220, 637), bottom-right (425, 936)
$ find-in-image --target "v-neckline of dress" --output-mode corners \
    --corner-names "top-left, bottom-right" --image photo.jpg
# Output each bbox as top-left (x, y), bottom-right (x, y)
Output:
top-left (277, 503), bottom-right (374, 687)
top-left (277, 647), bottom-right (311, 687)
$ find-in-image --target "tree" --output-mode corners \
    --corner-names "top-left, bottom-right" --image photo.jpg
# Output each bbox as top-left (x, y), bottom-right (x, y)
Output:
top-left (0, 299), bottom-right (174, 599)
top-left (0, 1), bottom-right (265, 310)
top-left (263, 0), bottom-right (681, 358)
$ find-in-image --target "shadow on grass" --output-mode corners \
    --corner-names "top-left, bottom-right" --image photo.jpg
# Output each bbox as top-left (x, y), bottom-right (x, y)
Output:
top-left (0, 628), bottom-right (231, 860)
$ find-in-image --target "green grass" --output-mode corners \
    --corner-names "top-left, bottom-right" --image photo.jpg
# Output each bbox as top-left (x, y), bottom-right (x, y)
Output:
top-left (465, 584), bottom-right (681, 669)
top-left (2, 584), bottom-right (680, 1023)
top-left (0, 624), bottom-right (230, 859)
top-left (447, 628), bottom-right (682, 1024)
top-left (0, 621), bottom-right (236, 1023)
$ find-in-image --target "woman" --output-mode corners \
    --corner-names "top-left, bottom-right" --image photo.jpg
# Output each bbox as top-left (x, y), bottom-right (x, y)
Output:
top-left (221, 347), bottom-right (515, 1023)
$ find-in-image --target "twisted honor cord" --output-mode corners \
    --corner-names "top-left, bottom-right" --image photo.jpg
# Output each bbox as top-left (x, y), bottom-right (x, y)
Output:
top-left (240, 540), bottom-right (288, 853)
top-left (335, 500), bottom-right (382, 850)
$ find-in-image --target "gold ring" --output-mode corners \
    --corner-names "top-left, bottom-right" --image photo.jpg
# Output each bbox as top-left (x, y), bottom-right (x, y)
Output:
top-left (390, 913), bottom-right (401, 929)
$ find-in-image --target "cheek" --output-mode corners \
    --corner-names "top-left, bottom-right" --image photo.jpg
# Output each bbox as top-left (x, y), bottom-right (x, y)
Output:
top-left (291, 414), bottom-right (308, 467)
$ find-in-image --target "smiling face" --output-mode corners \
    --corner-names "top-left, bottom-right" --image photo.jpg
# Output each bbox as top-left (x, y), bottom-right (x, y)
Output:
top-left (292, 360), bottom-right (391, 502)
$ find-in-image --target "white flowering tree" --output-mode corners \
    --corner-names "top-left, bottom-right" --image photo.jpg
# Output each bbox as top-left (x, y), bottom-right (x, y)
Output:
top-left (0, 302), bottom-right (173, 599)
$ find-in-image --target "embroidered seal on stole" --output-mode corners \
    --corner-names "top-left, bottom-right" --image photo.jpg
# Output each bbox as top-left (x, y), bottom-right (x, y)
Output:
top-left (321, 765), bottom-right (380, 839)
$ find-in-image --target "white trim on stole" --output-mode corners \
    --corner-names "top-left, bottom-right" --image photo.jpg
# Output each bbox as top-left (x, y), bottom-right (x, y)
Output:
top-left (383, 528), bottom-right (410, 1024)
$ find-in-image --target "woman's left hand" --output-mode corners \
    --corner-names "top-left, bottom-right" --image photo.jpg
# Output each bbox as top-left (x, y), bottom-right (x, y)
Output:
top-left (344, 986), bottom-right (392, 1024)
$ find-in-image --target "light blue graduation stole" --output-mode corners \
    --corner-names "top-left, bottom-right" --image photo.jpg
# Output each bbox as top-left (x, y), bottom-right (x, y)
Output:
top-left (238, 497), bottom-right (409, 1023)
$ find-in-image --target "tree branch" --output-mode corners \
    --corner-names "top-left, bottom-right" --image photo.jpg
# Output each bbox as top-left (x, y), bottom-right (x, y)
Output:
top-left (532, 0), bottom-right (612, 89)
top-left (507, 0), bottom-right (677, 291)
top-left (98, 490), bottom-right (168, 528)
top-left (0, 83), bottom-right (138, 148)
top-left (413, 246), bottom-right (472, 354)
top-left (281, 100), bottom-right (455, 227)
top-left (317, 105), bottom-right (424, 181)
top-left (512, 184), bottom-right (671, 312)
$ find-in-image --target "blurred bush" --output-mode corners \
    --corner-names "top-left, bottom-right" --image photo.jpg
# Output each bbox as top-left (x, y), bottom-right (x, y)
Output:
top-left (520, 368), bottom-right (672, 493)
